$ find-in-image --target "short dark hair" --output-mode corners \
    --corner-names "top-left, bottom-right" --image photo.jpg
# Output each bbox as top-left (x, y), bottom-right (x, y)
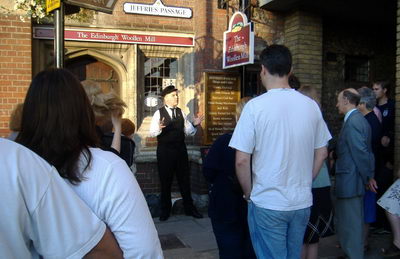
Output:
top-left (17, 68), bottom-right (98, 184)
top-left (259, 44), bottom-right (292, 77)
top-left (374, 80), bottom-right (391, 94)
top-left (288, 74), bottom-right (301, 90)
top-left (342, 89), bottom-right (360, 106)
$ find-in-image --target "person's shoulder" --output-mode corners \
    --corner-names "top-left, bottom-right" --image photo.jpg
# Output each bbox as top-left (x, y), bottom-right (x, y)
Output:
top-left (365, 111), bottom-right (379, 121)
top-left (0, 139), bottom-right (55, 209)
top-left (348, 110), bottom-right (362, 119)
top-left (246, 93), bottom-right (267, 107)
top-left (152, 108), bottom-right (162, 116)
top-left (83, 148), bottom-right (132, 182)
top-left (0, 138), bottom-right (53, 177)
top-left (89, 147), bottom-right (124, 166)
top-left (292, 91), bottom-right (320, 112)
top-left (292, 90), bottom-right (315, 103)
top-left (349, 111), bottom-right (369, 126)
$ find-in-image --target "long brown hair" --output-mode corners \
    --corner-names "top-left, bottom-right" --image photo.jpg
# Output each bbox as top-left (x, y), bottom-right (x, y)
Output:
top-left (17, 69), bottom-right (98, 184)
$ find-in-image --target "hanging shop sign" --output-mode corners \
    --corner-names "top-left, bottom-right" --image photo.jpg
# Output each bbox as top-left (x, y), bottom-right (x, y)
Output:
top-left (64, 0), bottom-right (117, 14)
top-left (33, 27), bottom-right (195, 47)
top-left (123, 0), bottom-right (192, 19)
top-left (204, 72), bottom-right (241, 145)
top-left (46, 0), bottom-right (61, 13)
top-left (223, 12), bottom-right (254, 69)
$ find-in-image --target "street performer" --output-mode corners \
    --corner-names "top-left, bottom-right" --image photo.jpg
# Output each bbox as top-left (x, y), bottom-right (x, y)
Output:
top-left (150, 85), bottom-right (204, 221)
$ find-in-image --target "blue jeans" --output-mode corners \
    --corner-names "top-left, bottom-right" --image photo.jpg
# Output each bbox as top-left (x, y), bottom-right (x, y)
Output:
top-left (247, 202), bottom-right (310, 259)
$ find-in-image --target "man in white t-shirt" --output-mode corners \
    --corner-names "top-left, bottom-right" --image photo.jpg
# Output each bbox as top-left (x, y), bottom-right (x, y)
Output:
top-left (0, 138), bottom-right (122, 259)
top-left (229, 45), bottom-right (331, 259)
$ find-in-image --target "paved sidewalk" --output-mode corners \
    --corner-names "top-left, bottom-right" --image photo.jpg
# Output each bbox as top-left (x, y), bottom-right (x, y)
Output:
top-left (154, 214), bottom-right (392, 259)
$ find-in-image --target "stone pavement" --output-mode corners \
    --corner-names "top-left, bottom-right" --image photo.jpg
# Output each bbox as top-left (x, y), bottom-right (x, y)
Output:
top-left (154, 214), bottom-right (393, 259)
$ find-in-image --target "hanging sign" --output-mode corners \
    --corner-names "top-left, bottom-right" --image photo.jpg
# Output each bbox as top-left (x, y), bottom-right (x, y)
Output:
top-left (123, 0), bottom-right (192, 19)
top-left (223, 12), bottom-right (254, 69)
top-left (46, 0), bottom-right (60, 13)
top-left (64, 0), bottom-right (117, 14)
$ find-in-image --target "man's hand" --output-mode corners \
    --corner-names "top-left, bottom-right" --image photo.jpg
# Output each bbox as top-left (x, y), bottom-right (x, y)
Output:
top-left (381, 136), bottom-right (391, 147)
top-left (367, 178), bottom-right (378, 193)
top-left (159, 117), bottom-right (166, 130)
top-left (193, 114), bottom-right (205, 126)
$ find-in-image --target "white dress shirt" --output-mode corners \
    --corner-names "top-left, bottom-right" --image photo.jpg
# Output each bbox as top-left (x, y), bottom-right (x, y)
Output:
top-left (149, 106), bottom-right (197, 137)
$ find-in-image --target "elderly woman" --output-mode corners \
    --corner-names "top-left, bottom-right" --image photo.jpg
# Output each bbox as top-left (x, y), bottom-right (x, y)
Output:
top-left (357, 86), bottom-right (383, 250)
top-left (81, 80), bottom-right (136, 167)
top-left (17, 69), bottom-right (163, 258)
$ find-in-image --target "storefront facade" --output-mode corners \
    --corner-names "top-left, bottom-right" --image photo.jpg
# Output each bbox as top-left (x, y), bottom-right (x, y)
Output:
top-left (1, 0), bottom-right (400, 197)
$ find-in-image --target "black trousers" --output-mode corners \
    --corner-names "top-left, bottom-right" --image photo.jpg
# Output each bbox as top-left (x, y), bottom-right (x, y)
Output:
top-left (211, 217), bottom-right (256, 259)
top-left (375, 166), bottom-right (394, 229)
top-left (157, 144), bottom-right (194, 215)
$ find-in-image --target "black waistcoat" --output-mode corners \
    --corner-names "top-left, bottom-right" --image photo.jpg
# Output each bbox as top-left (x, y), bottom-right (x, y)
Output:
top-left (157, 106), bottom-right (185, 147)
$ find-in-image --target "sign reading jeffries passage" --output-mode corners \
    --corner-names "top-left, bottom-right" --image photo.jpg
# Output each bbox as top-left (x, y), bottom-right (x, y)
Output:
top-left (204, 72), bottom-right (241, 145)
top-left (223, 12), bottom-right (254, 69)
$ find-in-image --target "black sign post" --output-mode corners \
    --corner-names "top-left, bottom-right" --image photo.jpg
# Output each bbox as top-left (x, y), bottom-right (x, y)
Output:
top-left (51, 0), bottom-right (118, 68)
top-left (54, 2), bottom-right (65, 68)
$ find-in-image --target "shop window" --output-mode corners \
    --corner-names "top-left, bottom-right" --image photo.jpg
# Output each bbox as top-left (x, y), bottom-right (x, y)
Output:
top-left (345, 56), bottom-right (369, 82)
top-left (143, 57), bottom-right (178, 117)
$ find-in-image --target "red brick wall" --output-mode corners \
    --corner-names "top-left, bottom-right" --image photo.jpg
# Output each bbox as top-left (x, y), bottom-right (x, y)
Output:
top-left (66, 0), bottom-right (195, 33)
top-left (136, 161), bottom-right (208, 194)
top-left (0, 14), bottom-right (31, 138)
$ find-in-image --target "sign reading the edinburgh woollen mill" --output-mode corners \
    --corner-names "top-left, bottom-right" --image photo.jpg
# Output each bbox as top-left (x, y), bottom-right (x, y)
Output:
top-left (124, 0), bottom-right (192, 19)
top-left (223, 12), bottom-right (254, 69)
top-left (204, 72), bottom-right (241, 145)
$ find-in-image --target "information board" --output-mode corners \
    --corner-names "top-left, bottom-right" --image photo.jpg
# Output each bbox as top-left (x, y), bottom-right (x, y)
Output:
top-left (204, 72), bottom-right (241, 145)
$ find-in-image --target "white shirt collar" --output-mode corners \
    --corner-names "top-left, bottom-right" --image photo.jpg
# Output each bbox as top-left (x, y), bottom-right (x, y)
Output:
top-left (344, 108), bottom-right (357, 122)
top-left (165, 105), bottom-right (176, 110)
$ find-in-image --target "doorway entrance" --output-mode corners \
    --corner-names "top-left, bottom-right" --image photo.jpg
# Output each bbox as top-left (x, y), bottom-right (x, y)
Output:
top-left (66, 55), bottom-right (120, 94)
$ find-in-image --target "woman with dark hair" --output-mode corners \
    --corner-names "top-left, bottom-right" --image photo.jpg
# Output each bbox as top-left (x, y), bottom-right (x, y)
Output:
top-left (17, 68), bottom-right (163, 259)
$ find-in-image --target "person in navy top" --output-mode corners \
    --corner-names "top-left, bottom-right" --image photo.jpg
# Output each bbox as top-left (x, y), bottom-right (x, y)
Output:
top-left (203, 97), bottom-right (256, 259)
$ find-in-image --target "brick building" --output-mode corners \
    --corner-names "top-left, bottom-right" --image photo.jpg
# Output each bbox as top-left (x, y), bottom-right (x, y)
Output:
top-left (0, 0), bottom-right (399, 199)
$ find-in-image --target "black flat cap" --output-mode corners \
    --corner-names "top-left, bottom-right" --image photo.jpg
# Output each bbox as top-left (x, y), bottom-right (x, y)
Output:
top-left (160, 85), bottom-right (178, 97)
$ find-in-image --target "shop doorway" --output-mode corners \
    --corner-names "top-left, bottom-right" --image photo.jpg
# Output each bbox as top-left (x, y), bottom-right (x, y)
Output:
top-left (66, 55), bottom-right (120, 94)
top-left (244, 67), bottom-right (264, 97)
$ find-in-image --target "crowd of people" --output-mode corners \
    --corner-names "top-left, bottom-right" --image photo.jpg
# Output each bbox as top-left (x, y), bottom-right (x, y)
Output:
top-left (2, 69), bottom-right (163, 258)
top-left (1, 43), bottom-right (399, 259)
top-left (203, 45), bottom-right (399, 259)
